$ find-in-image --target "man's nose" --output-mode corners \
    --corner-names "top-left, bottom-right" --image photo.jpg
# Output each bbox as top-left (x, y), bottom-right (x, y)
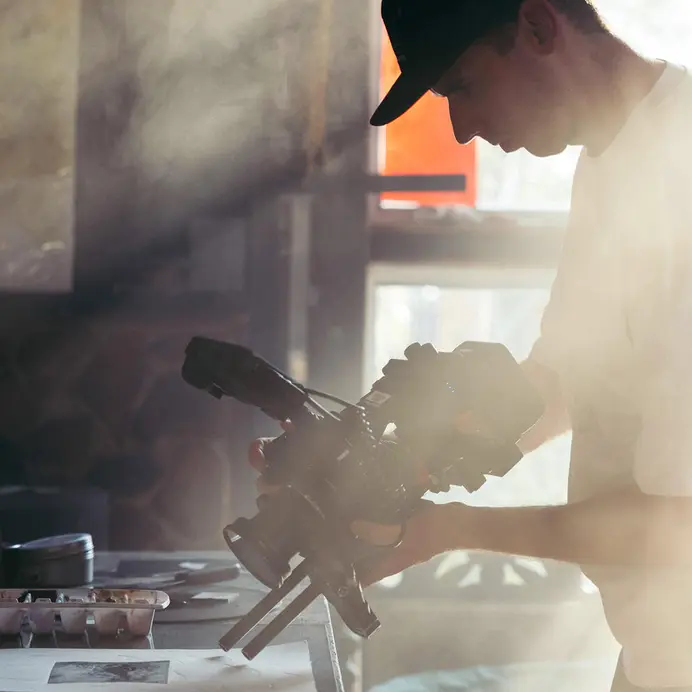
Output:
top-left (448, 100), bottom-right (478, 145)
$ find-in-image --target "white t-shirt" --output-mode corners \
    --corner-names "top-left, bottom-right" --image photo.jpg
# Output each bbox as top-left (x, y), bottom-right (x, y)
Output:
top-left (529, 61), bottom-right (692, 687)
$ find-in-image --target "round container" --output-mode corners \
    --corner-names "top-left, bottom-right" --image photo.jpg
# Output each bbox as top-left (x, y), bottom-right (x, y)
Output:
top-left (2, 533), bottom-right (94, 588)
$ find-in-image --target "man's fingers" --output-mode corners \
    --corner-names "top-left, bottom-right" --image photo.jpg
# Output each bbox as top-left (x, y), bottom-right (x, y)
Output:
top-left (248, 438), bottom-right (269, 472)
top-left (248, 423), bottom-right (294, 496)
top-left (256, 477), bottom-right (280, 496)
top-left (350, 519), bottom-right (404, 547)
top-left (249, 440), bottom-right (280, 494)
top-left (248, 421), bottom-right (293, 472)
top-left (357, 550), bottom-right (411, 586)
top-left (360, 565), bottom-right (395, 587)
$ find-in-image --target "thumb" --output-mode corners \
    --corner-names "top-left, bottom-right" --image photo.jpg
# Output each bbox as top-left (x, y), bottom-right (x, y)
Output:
top-left (248, 437), bottom-right (274, 472)
top-left (350, 519), bottom-right (404, 547)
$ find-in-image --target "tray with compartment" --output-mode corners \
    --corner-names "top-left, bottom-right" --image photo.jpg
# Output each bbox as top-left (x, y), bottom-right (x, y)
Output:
top-left (0, 587), bottom-right (170, 637)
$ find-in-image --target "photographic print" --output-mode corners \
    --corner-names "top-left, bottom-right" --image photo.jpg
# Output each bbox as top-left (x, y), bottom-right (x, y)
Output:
top-left (48, 660), bottom-right (170, 684)
top-left (0, 642), bottom-right (316, 691)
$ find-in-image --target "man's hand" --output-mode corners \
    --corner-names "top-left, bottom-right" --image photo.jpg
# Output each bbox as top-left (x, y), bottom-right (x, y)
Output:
top-left (351, 501), bottom-right (462, 586)
top-left (247, 420), bottom-right (293, 495)
top-left (246, 425), bottom-right (468, 586)
top-left (517, 358), bottom-right (571, 454)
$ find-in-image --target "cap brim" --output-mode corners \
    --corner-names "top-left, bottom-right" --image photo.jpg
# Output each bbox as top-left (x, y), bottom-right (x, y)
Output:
top-left (369, 70), bottom-right (435, 127)
top-left (370, 0), bottom-right (505, 127)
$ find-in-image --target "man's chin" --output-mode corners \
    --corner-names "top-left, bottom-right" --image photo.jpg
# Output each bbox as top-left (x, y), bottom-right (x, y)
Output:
top-left (497, 136), bottom-right (568, 156)
top-left (524, 140), bottom-right (568, 157)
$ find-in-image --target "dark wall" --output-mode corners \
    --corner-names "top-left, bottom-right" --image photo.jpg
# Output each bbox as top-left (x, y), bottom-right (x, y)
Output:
top-left (0, 0), bottom-right (352, 551)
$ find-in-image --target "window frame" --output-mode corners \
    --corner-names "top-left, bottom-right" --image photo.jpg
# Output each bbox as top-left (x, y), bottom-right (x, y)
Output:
top-left (363, 262), bottom-right (557, 390)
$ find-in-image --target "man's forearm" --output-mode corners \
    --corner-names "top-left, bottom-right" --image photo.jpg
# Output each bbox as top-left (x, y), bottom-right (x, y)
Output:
top-left (517, 408), bottom-right (571, 455)
top-left (518, 359), bottom-right (571, 454)
top-left (441, 487), bottom-right (692, 567)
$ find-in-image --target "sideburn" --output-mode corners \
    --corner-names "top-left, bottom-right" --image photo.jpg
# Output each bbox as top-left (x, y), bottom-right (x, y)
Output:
top-left (484, 23), bottom-right (519, 56)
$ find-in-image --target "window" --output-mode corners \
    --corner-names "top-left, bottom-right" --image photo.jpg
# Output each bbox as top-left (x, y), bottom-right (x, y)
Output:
top-left (365, 265), bottom-right (572, 508)
top-left (375, 0), bottom-right (692, 212)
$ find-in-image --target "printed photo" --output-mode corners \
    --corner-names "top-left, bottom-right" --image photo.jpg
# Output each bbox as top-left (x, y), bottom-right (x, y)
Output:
top-left (48, 660), bottom-right (170, 684)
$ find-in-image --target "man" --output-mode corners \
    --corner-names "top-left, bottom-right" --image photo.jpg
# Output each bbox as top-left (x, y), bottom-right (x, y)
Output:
top-left (250, 0), bottom-right (692, 689)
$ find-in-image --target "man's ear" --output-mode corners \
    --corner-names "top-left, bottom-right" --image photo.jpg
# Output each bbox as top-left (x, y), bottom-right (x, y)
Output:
top-left (517, 0), bottom-right (560, 55)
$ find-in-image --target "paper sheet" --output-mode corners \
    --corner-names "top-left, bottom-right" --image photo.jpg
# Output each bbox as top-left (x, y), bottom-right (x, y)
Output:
top-left (0, 642), bottom-right (317, 691)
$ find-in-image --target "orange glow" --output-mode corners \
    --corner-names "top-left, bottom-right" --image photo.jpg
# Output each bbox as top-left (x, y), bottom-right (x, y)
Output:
top-left (378, 28), bottom-right (476, 207)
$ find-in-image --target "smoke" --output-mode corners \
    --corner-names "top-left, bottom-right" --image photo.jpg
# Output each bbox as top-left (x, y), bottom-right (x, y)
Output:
top-left (0, 0), bottom-right (373, 351)
top-left (70, 0), bottom-right (371, 292)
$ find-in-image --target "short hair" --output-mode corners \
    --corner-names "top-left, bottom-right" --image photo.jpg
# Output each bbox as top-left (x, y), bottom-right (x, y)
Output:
top-left (483, 0), bottom-right (608, 54)
top-left (550, 0), bottom-right (608, 34)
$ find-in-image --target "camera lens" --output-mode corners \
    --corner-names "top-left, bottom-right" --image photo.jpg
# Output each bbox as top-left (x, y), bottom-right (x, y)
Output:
top-left (223, 491), bottom-right (304, 588)
top-left (224, 521), bottom-right (293, 589)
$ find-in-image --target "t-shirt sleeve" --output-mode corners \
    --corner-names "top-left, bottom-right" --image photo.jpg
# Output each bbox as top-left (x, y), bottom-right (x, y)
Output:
top-left (528, 154), bottom-right (592, 374)
top-left (527, 268), bottom-right (570, 374)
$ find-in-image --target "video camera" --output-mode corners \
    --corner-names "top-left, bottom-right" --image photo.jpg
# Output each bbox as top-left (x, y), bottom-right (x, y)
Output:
top-left (181, 337), bottom-right (544, 659)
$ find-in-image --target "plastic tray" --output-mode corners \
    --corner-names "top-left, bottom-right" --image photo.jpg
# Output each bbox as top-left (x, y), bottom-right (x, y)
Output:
top-left (0, 587), bottom-right (170, 637)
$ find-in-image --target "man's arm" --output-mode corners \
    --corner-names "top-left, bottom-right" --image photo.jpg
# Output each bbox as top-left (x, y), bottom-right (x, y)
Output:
top-left (356, 484), bottom-right (692, 585)
top-left (437, 485), bottom-right (692, 568)
top-left (517, 358), bottom-right (571, 455)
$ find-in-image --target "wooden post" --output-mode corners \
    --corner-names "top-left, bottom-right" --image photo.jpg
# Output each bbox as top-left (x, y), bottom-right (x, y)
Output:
top-left (306, 0), bottom-right (372, 403)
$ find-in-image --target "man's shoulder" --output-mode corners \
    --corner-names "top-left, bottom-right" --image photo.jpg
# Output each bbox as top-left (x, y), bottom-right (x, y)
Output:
top-left (652, 64), bottom-right (692, 131)
top-left (648, 65), bottom-right (692, 180)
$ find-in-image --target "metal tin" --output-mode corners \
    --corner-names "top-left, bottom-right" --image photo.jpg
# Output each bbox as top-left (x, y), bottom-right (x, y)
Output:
top-left (2, 534), bottom-right (94, 588)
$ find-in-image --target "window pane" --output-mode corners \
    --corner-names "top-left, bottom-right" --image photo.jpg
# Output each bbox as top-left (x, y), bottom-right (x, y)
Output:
top-left (368, 282), bottom-right (571, 508)
top-left (377, 27), bottom-right (477, 208)
top-left (477, 0), bottom-right (692, 211)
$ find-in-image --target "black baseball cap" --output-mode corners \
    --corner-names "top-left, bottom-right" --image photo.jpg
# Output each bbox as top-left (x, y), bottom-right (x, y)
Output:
top-left (370, 0), bottom-right (522, 126)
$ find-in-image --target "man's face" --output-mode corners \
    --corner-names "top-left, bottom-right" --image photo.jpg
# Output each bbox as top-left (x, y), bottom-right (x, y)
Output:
top-left (432, 2), bottom-right (578, 157)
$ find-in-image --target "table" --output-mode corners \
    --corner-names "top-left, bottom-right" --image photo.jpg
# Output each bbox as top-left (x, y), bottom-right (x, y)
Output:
top-left (3, 551), bottom-right (345, 692)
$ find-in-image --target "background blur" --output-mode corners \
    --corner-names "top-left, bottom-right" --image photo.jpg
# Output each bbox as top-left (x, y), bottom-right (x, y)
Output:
top-left (0, 0), bottom-right (689, 689)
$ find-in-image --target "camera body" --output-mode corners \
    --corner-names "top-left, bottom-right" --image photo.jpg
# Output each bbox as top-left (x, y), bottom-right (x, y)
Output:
top-left (181, 337), bottom-right (544, 657)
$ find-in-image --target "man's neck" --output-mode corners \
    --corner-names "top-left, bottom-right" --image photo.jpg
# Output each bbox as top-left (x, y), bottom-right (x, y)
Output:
top-left (575, 37), bottom-right (665, 157)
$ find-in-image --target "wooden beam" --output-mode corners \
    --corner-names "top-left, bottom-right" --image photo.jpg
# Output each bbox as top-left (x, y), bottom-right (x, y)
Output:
top-left (370, 225), bottom-right (566, 268)
top-left (306, 0), bottom-right (372, 403)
